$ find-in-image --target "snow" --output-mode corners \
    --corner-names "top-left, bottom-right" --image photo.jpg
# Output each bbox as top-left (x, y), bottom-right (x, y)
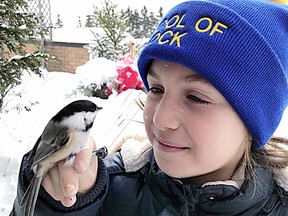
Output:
top-left (51, 27), bottom-right (147, 52)
top-left (75, 58), bottom-right (117, 86)
top-left (0, 59), bottom-right (146, 215)
top-left (52, 27), bottom-right (103, 44)
top-left (1, 54), bottom-right (287, 216)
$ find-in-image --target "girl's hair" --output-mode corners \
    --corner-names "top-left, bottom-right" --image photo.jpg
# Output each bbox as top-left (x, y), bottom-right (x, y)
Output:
top-left (243, 136), bottom-right (288, 181)
top-left (253, 136), bottom-right (288, 168)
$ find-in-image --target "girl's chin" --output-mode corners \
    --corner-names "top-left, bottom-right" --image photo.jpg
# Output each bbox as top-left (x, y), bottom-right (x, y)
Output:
top-left (155, 158), bottom-right (194, 179)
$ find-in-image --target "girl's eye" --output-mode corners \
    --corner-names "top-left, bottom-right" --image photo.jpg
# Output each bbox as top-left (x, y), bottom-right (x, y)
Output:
top-left (148, 87), bottom-right (163, 94)
top-left (187, 95), bottom-right (210, 105)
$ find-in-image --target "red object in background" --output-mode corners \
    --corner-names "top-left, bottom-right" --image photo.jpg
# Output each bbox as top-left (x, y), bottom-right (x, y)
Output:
top-left (115, 54), bottom-right (144, 94)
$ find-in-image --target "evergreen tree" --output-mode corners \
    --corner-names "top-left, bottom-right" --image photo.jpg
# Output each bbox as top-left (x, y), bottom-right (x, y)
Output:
top-left (148, 11), bottom-right (159, 35)
top-left (124, 6), bottom-right (163, 39)
top-left (87, 0), bottom-right (129, 61)
top-left (0, 0), bottom-right (48, 110)
top-left (85, 14), bottom-right (98, 27)
top-left (140, 6), bottom-right (149, 37)
top-left (54, 14), bottom-right (63, 28)
top-left (127, 9), bottom-right (141, 38)
top-left (158, 7), bottom-right (164, 19)
top-left (77, 16), bottom-right (82, 28)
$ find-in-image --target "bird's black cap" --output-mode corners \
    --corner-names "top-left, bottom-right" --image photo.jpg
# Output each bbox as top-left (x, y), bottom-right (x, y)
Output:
top-left (52, 100), bottom-right (101, 122)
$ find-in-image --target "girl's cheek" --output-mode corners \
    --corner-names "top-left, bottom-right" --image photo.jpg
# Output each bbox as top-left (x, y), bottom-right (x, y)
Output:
top-left (144, 114), bottom-right (149, 121)
top-left (143, 104), bottom-right (155, 126)
top-left (143, 106), bottom-right (151, 125)
top-left (143, 100), bottom-right (154, 120)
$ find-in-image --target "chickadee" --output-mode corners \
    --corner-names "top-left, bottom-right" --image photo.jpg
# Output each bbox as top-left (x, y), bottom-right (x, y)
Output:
top-left (20, 99), bottom-right (103, 216)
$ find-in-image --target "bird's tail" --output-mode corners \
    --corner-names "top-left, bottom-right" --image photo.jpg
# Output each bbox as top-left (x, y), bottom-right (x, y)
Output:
top-left (20, 173), bottom-right (42, 216)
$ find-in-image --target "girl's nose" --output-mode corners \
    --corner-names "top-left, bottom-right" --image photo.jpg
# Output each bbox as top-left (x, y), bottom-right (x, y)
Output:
top-left (153, 96), bottom-right (180, 131)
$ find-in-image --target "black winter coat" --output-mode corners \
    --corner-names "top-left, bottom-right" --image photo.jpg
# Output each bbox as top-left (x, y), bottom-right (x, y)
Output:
top-left (11, 150), bottom-right (288, 216)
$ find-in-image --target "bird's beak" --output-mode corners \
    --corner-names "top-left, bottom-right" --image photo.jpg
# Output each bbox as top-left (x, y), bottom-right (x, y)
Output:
top-left (96, 106), bottom-right (103, 111)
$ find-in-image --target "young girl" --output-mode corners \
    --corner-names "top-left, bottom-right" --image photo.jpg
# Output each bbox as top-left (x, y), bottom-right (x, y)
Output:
top-left (11, 0), bottom-right (288, 215)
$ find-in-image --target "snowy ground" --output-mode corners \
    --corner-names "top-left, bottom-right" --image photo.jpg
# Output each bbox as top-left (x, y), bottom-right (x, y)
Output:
top-left (0, 59), bottom-right (146, 215)
top-left (0, 59), bottom-right (287, 215)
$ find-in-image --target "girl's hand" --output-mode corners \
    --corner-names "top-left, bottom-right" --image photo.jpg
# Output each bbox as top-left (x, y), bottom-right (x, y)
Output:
top-left (41, 136), bottom-right (98, 207)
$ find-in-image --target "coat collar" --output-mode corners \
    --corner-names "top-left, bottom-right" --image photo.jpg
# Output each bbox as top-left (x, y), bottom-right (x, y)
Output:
top-left (120, 138), bottom-right (288, 213)
top-left (146, 155), bottom-right (276, 214)
top-left (274, 166), bottom-right (288, 191)
top-left (120, 138), bottom-right (288, 193)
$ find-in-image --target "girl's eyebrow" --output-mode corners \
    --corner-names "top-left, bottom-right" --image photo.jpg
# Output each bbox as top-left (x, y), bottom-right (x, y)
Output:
top-left (184, 74), bottom-right (209, 84)
top-left (148, 69), bottom-right (209, 84)
top-left (147, 69), bottom-right (159, 79)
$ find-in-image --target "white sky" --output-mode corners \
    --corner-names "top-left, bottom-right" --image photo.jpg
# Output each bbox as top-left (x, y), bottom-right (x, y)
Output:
top-left (49, 0), bottom-right (187, 27)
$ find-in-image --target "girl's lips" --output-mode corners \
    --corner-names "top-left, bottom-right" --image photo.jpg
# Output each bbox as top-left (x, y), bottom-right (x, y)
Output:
top-left (156, 139), bottom-right (190, 153)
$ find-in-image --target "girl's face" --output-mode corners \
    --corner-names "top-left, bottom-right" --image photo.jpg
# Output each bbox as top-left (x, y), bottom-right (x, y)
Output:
top-left (144, 60), bottom-right (248, 185)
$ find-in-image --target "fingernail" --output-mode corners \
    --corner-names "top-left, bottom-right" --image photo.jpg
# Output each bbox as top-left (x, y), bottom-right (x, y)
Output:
top-left (62, 196), bottom-right (76, 207)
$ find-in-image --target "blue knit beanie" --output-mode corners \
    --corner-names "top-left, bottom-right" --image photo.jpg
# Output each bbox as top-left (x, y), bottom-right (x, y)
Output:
top-left (138, 0), bottom-right (288, 149)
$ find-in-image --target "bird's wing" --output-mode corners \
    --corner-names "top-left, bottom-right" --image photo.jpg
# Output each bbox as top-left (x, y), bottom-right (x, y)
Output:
top-left (31, 122), bottom-right (69, 167)
top-left (26, 135), bottom-right (42, 166)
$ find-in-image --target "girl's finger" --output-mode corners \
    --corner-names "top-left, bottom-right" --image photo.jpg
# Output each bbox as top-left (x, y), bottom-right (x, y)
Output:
top-left (42, 167), bottom-right (61, 201)
top-left (57, 160), bottom-right (79, 198)
top-left (73, 136), bottom-right (96, 174)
